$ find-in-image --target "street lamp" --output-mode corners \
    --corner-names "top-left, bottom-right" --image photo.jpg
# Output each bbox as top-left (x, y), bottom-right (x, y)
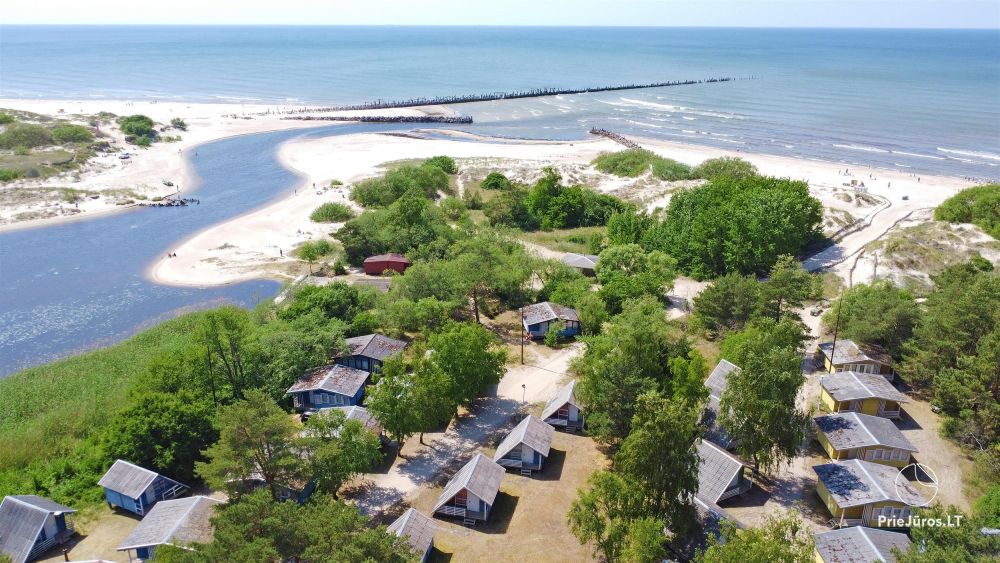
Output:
top-left (521, 383), bottom-right (526, 404)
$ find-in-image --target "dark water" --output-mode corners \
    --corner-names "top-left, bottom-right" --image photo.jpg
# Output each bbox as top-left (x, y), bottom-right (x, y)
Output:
top-left (0, 124), bottom-right (423, 376)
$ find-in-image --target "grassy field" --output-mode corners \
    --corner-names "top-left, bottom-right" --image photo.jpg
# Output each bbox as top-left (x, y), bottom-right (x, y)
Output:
top-left (0, 312), bottom-right (207, 498)
top-left (518, 226), bottom-right (605, 255)
top-left (409, 430), bottom-right (606, 563)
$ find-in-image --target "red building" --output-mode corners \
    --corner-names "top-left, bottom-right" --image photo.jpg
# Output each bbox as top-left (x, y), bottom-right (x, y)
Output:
top-left (363, 253), bottom-right (411, 275)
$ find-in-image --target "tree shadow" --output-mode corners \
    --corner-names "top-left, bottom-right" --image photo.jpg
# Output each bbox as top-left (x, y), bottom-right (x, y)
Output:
top-left (534, 448), bottom-right (566, 481)
top-left (341, 481), bottom-right (406, 517)
top-left (476, 492), bottom-right (519, 535)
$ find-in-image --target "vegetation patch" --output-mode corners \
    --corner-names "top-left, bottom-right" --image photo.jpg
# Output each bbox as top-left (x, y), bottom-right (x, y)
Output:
top-left (935, 183), bottom-right (1000, 239)
top-left (309, 202), bottom-right (355, 223)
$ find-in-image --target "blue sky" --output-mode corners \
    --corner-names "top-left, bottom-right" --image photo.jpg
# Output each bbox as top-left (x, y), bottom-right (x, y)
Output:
top-left (4, 0), bottom-right (1000, 27)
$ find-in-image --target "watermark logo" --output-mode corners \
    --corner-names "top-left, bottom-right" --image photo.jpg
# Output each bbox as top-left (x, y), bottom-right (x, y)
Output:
top-left (894, 462), bottom-right (939, 507)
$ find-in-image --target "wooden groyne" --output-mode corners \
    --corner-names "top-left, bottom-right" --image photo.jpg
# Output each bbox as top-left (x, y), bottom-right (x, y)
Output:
top-left (281, 115), bottom-right (473, 124)
top-left (589, 128), bottom-right (642, 149)
top-left (281, 76), bottom-right (745, 113)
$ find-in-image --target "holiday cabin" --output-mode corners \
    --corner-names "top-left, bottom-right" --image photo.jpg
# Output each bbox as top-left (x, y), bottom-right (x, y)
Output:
top-left (819, 371), bottom-right (909, 420)
top-left (98, 460), bottom-right (188, 517)
top-left (0, 496), bottom-right (77, 563)
top-left (541, 380), bottom-right (584, 431)
top-left (433, 453), bottom-right (505, 525)
top-left (493, 415), bottom-right (554, 475)
top-left (813, 412), bottom-right (917, 468)
top-left (287, 364), bottom-right (371, 411)
top-left (814, 459), bottom-right (925, 528)
top-left (336, 333), bottom-right (407, 374)
top-left (117, 496), bottom-right (221, 562)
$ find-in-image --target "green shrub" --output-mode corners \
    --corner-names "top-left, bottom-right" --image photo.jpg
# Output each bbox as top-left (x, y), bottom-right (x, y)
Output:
top-left (692, 157), bottom-right (758, 181)
top-left (133, 136), bottom-right (152, 148)
top-left (119, 114), bottom-right (156, 141)
top-left (439, 196), bottom-right (467, 220)
top-left (51, 124), bottom-right (94, 144)
top-left (934, 184), bottom-right (1000, 239)
top-left (0, 169), bottom-right (20, 182)
top-left (330, 179), bottom-right (343, 187)
top-left (425, 155), bottom-right (457, 174)
top-left (13, 146), bottom-right (29, 156)
top-left (651, 158), bottom-right (692, 181)
top-left (310, 202), bottom-right (355, 223)
top-left (0, 113), bottom-right (15, 125)
top-left (480, 171), bottom-right (513, 191)
top-left (352, 163), bottom-right (449, 207)
top-left (0, 123), bottom-right (53, 149)
top-left (463, 190), bottom-right (483, 210)
top-left (170, 117), bottom-right (188, 131)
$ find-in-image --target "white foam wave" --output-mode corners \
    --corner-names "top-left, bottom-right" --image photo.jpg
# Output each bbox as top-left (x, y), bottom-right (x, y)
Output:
top-left (627, 120), bottom-right (663, 129)
top-left (892, 150), bottom-right (945, 160)
top-left (938, 148), bottom-right (1000, 161)
top-left (833, 143), bottom-right (889, 154)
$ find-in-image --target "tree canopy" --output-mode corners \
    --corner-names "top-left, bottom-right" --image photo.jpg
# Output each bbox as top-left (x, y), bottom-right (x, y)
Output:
top-left (821, 280), bottom-right (920, 358)
top-left (934, 184), bottom-right (1000, 239)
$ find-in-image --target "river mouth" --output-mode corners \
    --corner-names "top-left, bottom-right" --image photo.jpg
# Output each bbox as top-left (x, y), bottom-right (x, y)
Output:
top-left (0, 123), bottom-right (449, 377)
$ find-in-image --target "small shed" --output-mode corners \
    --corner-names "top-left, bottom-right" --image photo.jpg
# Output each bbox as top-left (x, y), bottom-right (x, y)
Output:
top-left (387, 508), bottom-right (437, 563)
top-left (560, 253), bottom-right (600, 277)
top-left (813, 459), bottom-right (925, 528)
top-left (819, 371), bottom-right (909, 419)
top-left (323, 405), bottom-right (384, 438)
top-left (0, 495), bottom-right (77, 563)
top-left (814, 526), bottom-right (911, 563)
top-left (98, 460), bottom-right (188, 517)
top-left (364, 253), bottom-right (411, 275)
top-left (493, 415), bottom-right (554, 474)
top-left (337, 333), bottom-right (408, 373)
top-left (814, 412), bottom-right (917, 468)
top-left (541, 380), bottom-right (584, 431)
top-left (433, 453), bottom-right (505, 525)
top-left (521, 302), bottom-right (581, 339)
top-left (287, 364), bottom-right (371, 411)
top-left (117, 496), bottom-right (222, 562)
top-left (816, 340), bottom-right (895, 380)
top-left (696, 440), bottom-right (752, 505)
top-left (702, 359), bottom-right (741, 449)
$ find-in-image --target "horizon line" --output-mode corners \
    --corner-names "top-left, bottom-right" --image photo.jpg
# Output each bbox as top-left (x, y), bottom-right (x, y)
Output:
top-left (2, 23), bottom-right (998, 30)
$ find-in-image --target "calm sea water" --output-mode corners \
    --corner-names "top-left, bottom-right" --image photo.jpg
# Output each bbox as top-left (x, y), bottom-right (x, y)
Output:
top-left (1, 26), bottom-right (999, 375)
top-left (3, 26), bottom-right (999, 177)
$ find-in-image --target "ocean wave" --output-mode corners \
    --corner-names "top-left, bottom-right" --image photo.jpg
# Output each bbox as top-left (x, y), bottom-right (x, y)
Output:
top-left (891, 150), bottom-right (945, 160)
top-left (937, 148), bottom-right (1000, 161)
top-left (627, 120), bottom-right (664, 129)
top-left (832, 143), bottom-right (889, 154)
top-left (618, 97), bottom-right (742, 120)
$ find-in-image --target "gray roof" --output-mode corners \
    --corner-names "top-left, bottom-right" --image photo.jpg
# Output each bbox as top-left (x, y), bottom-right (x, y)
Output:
top-left (387, 508), bottom-right (436, 556)
top-left (287, 364), bottom-right (370, 397)
top-left (541, 380), bottom-right (581, 421)
top-left (494, 415), bottom-right (554, 461)
top-left (818, 340), bottom-right (893, 367)
top-left (813, 459), bottom-right (926, 508)
top-left (815, 526), bottom-right (911, 563)
top-left (118, 496), bottom-right (222, 551)
top-left (325, 405), bottom-right (383, 435)
top-left (820, 371), bottom-right (909, 404)
top-left (98, 460), bottom-right (185, 499)
top-left (561, 253), bottom-right (599, 269)
top-left (814, 412), bottom-right (917, 453)
top-left (344, 334), bottom-right (408, 361)
top-left (703, 360), bottom-right (740, 447)
top-left (522, 302), bottom-right (579, 326)
top-left (696, 440), bottom-right (747, 504)
top-left (0, 496), bottom-right (76, 563)
top-left (705, 359), bottom-right (740, 401)
top-left (433, 453), bottom-right (505, 512)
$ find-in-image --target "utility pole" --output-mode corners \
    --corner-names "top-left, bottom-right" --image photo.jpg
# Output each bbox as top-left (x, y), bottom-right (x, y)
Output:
top-left (520, 307), bottom-right (524, 364)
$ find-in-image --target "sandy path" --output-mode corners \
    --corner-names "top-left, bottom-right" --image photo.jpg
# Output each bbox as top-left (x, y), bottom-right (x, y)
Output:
top-left (343, 343), bottom-right (581, 517)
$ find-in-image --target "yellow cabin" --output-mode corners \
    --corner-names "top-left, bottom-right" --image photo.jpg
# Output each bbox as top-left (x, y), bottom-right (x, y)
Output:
top-left (819, 371), bottom-right (909, 420)
top-left (814, 459), bottom-right (925, 528)
top-left (816, 340), bottom-right (895, 380)
top-left (814, 412), bottom-right (917, 468)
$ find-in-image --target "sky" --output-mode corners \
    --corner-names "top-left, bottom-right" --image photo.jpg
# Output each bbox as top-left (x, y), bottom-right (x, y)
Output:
top-left (3, 0), bottom-right (999, 28)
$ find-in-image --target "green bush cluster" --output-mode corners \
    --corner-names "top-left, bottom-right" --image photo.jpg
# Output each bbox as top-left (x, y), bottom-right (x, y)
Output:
top-left (592, 148), bottom-right (692, 180)
top-left (0, 123), bottom-right (53, 149)
top-left (309, 202), bottom-right (355, 223)
top-left (51, 124), bottom-right (94, 144)
top-left (480, 171), bottom-right (513, 191)
top-left (483, 168), bottom-right (627, 231)
top-left (424, 155), bottom-right (457, 174)
top-left (934, 184), bottom-right (1000, 239)
top-left (119, 114), bottom-right (157, 144)
top-left (0, 112), bottom-right (15, 125)
top-left (170, 117), bottom-right (188, 131)
top-left (691, 156), bottom-right (759, 181)
top-left (0, 169), bottom-right (20, 182)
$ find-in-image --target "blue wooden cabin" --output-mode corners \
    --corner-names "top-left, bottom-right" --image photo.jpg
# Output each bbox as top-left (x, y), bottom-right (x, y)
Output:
top-left (286, 364), bottom-right (371, 411)
top-left (336, 334), bottom-right (408, 374)
top-left (521, 302), bottom-right (581, 339)
top-left (98, 460), bottom-right (188, 517)
top-left (0, 495), bottom-right (77, 563)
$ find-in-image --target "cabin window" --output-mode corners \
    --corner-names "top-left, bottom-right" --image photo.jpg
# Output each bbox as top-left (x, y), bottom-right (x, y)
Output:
top-left (361, 358), bottom-right (370, 371)
top-left (454, 490), bottom-right (467, 508)
top-left (557, 406), bottom-right (569, 419)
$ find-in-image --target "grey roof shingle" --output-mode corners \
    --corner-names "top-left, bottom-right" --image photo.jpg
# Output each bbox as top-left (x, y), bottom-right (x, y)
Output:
top-left (705, 359), bottom-right (740, 401)
top-left (522, 302), bottom-right (580, 326)
top-left (287, 364), bottom-right (370, 397)
top-left (820, 372), bottom-right (909, 404)
top-left (814, 459), bottom-right (926, 508)
top-left (818, 340), bottom-right (893, 367)
top-left (494, 415), bottom-right (554, 461)
top-left (117, 496), bottom-right (222, 551)
top-left (814, 412), bottom-right (917, 453)
top-left (387, 508), bottom-right (436, 556)
top-left (98, 460), bottom-right (185, 499)
top-left (344, 334), bottom-right (408, 361)
top-left (325, 405), bottom-right (383, 435)
top-left (696, 440), bottom-right (747, 504)
top-left (0, 496), bottom-right (76, 563)
top-left (703, 360), bottom-right (740, 447)
top-left (560, 253), bottom-right (599, 270)
top-left (433, 453), bottom-right (505, 513)
top-left (541, 380), bottom-right (581, 421)
top-left (815, 526), bottom-right (911, 563)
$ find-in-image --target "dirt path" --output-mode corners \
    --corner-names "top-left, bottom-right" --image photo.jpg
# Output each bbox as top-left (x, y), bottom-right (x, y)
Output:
top-left (343, 344), bottom-right (582, 517)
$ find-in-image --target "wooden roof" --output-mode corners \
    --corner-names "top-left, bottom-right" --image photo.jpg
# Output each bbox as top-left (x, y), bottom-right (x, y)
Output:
top-left (0, 496), bottom-right (76, 563)
top-left (118, 496), bottom-right (222, 551)
top-left (494, 415), bottom-right (554, 461)
top-left (98, 460), bottom-right (185, 499)
top-left (433, 453), bottom-right (505, 512)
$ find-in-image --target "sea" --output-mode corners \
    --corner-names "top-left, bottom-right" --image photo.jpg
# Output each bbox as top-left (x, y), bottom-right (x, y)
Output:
top-left (3, 26), bottom-right (999, 177)
top-left (0, 26), bottom-right (999, 375)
